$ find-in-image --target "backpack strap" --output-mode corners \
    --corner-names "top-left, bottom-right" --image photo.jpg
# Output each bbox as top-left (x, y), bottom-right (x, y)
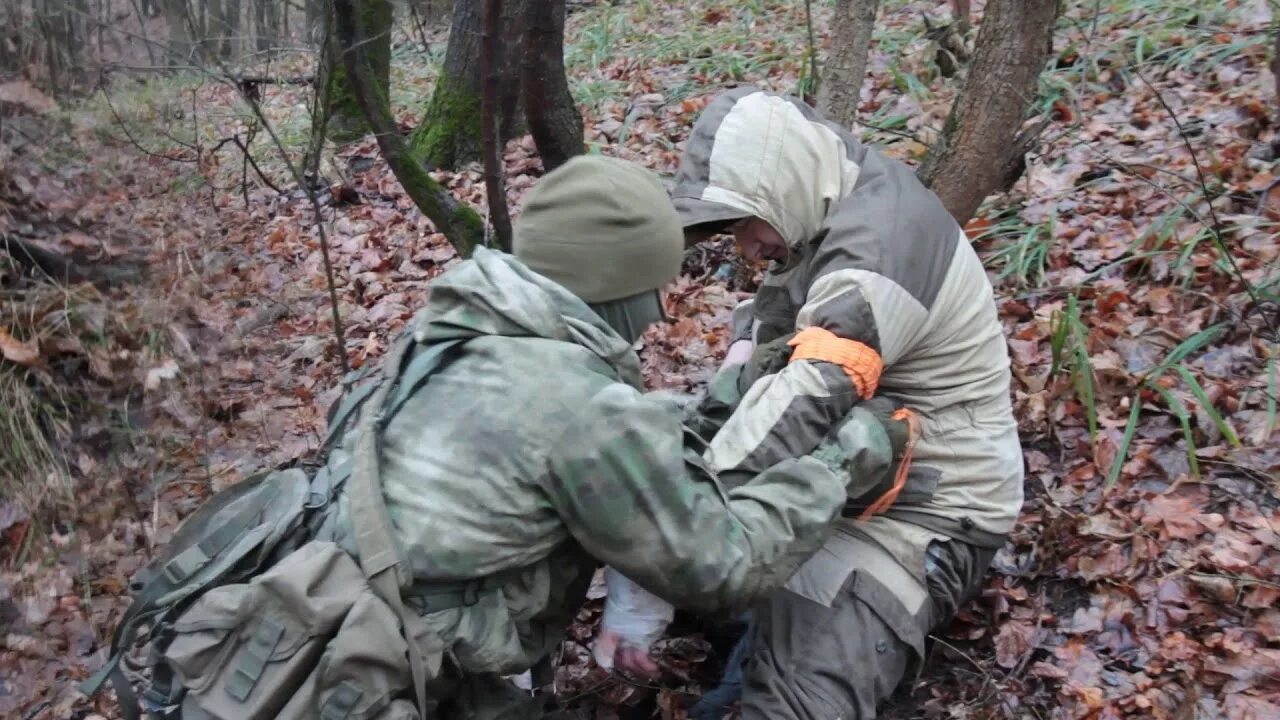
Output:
top-left (347, 336), bottom-right (465, 718)
top-left (382, 338), bottom-right (467, 422)
top-left (322, 378), bottom-right (381, 449)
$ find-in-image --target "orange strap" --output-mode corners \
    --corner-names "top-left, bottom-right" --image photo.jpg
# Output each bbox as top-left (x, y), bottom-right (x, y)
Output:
top-left (787, 326), bottom-right (883, 400)
top-left (858, 408), bottom-right (920, 522)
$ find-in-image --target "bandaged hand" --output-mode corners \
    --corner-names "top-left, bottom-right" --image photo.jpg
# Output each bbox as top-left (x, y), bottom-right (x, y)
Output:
top-left (721, 338), bottom-right (754, 369)
top-left (593, 568), bottom-right (673, 679)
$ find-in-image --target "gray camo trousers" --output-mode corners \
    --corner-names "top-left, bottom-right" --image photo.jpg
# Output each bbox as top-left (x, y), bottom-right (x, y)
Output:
top-left (736, 532), bottom-right (996, 719)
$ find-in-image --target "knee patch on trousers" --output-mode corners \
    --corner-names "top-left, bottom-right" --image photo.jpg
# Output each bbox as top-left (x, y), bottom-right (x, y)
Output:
top-left (739, 572), bottom-right (929, 720)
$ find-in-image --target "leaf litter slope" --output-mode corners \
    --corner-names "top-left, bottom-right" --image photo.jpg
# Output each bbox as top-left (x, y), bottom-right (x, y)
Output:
top-left (4, 1), bottom-right (1280, 718)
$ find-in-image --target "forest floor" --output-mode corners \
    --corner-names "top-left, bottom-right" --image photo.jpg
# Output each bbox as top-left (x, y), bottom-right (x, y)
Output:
top-left (2, 1), bottom-right (1279, 719)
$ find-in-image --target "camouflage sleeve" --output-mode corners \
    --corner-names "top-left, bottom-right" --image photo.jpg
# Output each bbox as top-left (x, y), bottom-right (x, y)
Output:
top-left (683, 364), bottom-right (747, 450)
top-left (544, 382), bottom-right (846, 613)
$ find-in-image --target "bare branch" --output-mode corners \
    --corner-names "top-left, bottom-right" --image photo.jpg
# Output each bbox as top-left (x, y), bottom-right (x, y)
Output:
top-left (332, 0), bottom-right (485, 256)
top-left (480, 0), bottom-right (513, 250)
top-left (1133, 66), bottom-right (1278, 342)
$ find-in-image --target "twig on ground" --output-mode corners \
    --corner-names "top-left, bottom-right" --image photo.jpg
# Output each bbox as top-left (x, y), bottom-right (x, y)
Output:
top-left (1132, 66), bottom-right (1278, 342)
top-left (96, 79), bottom-right (197, 163)
top-left (238, 101), bottom-right (349, 375)
top-left (1009, 589), bottom-right (1048, 681)
top-left (231, 131), bottom-right (284, 195)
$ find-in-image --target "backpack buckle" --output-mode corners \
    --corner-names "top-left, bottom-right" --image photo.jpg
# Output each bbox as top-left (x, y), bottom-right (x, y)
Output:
top-left (162, 546), bottom-right (210, 584)
top-left (225, 618), bottom-right (285, 702)
top-left (141, 681), bottom-right (184, 711)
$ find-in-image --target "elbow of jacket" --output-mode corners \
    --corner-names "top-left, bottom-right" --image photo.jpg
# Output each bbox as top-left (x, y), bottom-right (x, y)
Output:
top-left (675, 545), bottom-right (774, 615)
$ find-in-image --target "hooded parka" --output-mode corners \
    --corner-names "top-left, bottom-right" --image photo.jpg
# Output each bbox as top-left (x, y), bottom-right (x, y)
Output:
top-left (671, 88), bottom-right (1024, 719)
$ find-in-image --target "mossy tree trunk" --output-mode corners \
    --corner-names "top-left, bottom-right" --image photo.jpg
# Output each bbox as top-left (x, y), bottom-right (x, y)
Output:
top-left (323, 0), bottom-right (392, 143)
top-left (333, 0), bottom-right (485, 255)
top-left (411, 0), bottom-right (528, 170)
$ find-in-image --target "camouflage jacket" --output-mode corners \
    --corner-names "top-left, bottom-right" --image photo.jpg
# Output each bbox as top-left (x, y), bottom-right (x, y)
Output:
top-left (332, 248), bottom-right (849, 675)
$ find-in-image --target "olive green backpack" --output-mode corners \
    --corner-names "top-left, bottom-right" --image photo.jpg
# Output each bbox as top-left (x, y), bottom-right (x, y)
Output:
top-left (80, 334), bottom-right (467, 720)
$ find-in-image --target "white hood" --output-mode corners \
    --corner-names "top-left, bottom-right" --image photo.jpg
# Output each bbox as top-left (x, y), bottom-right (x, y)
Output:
top-left (672, 89), bottom-right (863, 248)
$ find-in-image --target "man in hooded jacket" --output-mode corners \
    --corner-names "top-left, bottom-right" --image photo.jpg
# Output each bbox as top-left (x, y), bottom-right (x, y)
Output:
top-left (320, 153), bottom-right (912, 719)
top-left (603, 88), bottom-right (1024, 718)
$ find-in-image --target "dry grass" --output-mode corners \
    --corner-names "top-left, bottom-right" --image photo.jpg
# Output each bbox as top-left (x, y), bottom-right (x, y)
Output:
top-left (0, 269), bottom-right (92, 518)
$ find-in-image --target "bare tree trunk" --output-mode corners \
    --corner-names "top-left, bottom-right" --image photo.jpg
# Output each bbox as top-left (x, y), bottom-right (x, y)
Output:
top-left (817, 0), bottom-right (880, 129)
top-left (195, 0), bottom-right (209, 58)
top-left (1272, 26), bottom-right (1280, 120)
top-left (0, 3), bottom-right (22, 75)
top-left (333, 0), bottom-right (485, 255)
top-left (126, 0), bottom-right (157, 65)
top-left (306, 0), bottom-right (324, 45)
top-left (35, 0), bottom-right (88, 93)
top-left (258, 0), bottom-right (280, 52)
top-left (209, 0), bottom-right (240, 58)
top-left (521, 0), bottom-right (581, 172)
top-left (162, 0), bottom-right (192, 65)
top-left (254, 0), bottom-right (269, 52)
top-left (324, 0), bottom-right (391, 141)
top-left (411, 0), bottom-right (527, 170)
top-left (414, 0), bottom-right (450, 26)
top-left (203, 0), bottom-right (222, 59)
top-left (96, 0), bottom-right (105, 56)
top-left (918, 0), bottom-right (1058, 225)
top-left (953, 0), bottom-right (970, 29)
top-left (496, 0), bottom-right (527, 140)
top-left (304, 21), bottom-right (336, 180)
top-left (222, 0), bottom-right (241, 60)
top-left (480, 0), bottom-right (512, 250)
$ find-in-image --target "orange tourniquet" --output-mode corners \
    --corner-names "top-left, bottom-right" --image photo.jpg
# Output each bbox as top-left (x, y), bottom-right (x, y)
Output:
top-left (786, 326), bottom-right (883, 400)
top-left (858, 408), bottom-right (920, 521)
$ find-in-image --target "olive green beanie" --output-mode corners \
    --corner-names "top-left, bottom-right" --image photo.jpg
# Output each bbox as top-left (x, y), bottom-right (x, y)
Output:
top-left (513, 155), bottom-right (684, 304)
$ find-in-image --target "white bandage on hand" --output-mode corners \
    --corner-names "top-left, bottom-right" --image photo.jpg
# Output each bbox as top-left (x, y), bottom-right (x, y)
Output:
top-left (721, 338), bottom-right (755, 369)
top-left (592, 568), bottom-right (674, 672)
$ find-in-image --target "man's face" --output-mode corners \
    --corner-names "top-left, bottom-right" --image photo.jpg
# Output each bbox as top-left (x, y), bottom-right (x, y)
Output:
top-left (731, 217), bottom-right (788, 263)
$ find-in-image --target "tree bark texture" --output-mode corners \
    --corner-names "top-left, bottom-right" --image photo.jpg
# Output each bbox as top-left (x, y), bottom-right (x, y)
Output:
top-left (333, 0), bottom-right (485, 255)
top-left (217, 0), bottom-right (241, 60)
top-left (1272, 26), bottom-right (1279, 120)
top-left (306, 0), bottom-right (324, 44)
top-left (918, 0), bottom-right (1058, 225)
top-left (521, 0), bottom-right (582, 172)
top-left (324, 0), bottom-right (391, 142)
top-left (162, 0), bottom-right (193, 65)
top-left (817, 0), bottom-right (880, 129)
top-left (480, 0), bottom-right (512, 250)
top-left (411, 0), bottom-right (528, 170)
top-left (411, 0), bottom-right (450, 27)
top-left (35, 0), bottom-right (89, 92)
top-left (254, 0), bottom-right (280, 52)
top-left (304, 20), bottom-right (337, 179)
